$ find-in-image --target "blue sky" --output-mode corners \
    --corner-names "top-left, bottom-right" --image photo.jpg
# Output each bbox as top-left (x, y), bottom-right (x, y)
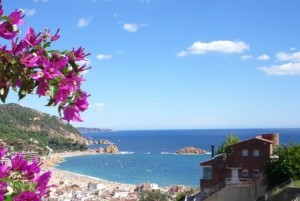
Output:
top-left (4, 0), bottom-right (300, 130)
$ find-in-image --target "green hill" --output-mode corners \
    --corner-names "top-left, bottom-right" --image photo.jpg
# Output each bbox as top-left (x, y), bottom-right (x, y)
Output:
top-left (0, 103), bottom-right (88, 154)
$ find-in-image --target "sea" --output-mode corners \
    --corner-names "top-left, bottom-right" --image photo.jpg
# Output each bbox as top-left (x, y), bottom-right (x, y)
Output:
top-left (56, 128), bottom-right (300, 187)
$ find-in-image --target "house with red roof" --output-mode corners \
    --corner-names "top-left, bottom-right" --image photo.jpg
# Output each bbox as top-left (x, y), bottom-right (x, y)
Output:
top-left (198, 133), bottom-right (279, 201)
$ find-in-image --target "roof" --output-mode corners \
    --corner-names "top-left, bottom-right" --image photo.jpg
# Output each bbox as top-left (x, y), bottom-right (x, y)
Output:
top-left (227, 136), bottom-right (273, 148)
top-left (200, 154), bottom-right (224, 166)
top-left (200, 135), bottom-right (276, 166)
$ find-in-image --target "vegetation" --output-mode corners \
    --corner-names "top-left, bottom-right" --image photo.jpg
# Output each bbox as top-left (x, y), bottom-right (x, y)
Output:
top-left (216, 133), bottom-right (240, 155)
top-left (0, 103), bottom-right (87, 154)
top-left (173, 188), bottom-right (195, 201)
top-left (174, 192), bottom-right (187, 201)
top-left (264, 142), bottom-right (300, 188)
top-left (138, 191), bottom-right (168, 201)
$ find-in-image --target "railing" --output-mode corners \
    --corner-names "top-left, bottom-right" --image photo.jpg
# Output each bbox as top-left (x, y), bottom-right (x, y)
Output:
top-left (200, 176), bottom-right (265, 200)
top-left (226, 178), bottom-right (251, 186)
top-left (225, 176), bottom-right (265, 186)
top-left (198, 180), bottom-right (227, 200)
top-left (210, 180), bottom-right (226, 195)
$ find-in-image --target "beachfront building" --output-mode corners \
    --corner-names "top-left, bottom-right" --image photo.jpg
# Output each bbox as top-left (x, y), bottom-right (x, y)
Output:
top-left (198, 133), bottom-right (279, 201)
top-left (135, 183), bottom-right (160, 192)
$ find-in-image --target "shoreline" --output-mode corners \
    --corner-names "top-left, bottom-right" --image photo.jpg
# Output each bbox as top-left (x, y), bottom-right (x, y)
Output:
top-left (42, 151), bottom-right (136, 191)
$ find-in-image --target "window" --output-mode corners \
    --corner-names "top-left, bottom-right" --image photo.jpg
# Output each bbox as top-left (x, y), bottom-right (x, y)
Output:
top-left (253, 169), bottom-right (260, 177)
top-left (242, 149), bottom-right (248, 157)
top-left (242, 169), bottom-right (248, 177)
top-left (253, 149), bottom-right (260, 157)
top-left (203, 166), bottom-right (212, 179)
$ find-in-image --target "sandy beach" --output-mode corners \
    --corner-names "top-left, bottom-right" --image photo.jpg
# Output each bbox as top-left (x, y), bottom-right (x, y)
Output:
top-left (42, 151), bottom-right (136, 193)
top-left (41, 151), bottom-right (193, 200)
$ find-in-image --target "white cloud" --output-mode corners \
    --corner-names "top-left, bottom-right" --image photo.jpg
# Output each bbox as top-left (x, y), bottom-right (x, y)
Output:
top-left (123, 23), bottom-right (138, 32)
top-left (97, 54), bottom-right (112, 60)
top-left (276, 51), bottom-right (300, 62)
top-left (24, 9), bottom-right (36, 17)
top-left (241, 54), bottom-right (253, 60)
top-left (177, 40), bottom-right (249, 57)
top-left (258, 62), bottom-right (300, 75)
top-left (257, 54), bottom-right (270, 61)
top-left (94, 102), bottom-right (104, 111)
top-left (77, 17), bottom-right (92, 27)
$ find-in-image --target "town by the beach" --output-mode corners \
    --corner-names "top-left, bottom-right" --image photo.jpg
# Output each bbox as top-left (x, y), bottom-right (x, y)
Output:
top-left (42, 151), bottom-right (194, 201)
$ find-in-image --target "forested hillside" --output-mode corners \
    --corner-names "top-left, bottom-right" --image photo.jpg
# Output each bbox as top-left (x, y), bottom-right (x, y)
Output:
top-left (0, 103), bottom-right (88, 154)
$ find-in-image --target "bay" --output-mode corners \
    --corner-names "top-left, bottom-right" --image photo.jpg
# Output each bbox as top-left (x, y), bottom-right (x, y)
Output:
top-left (56, 128), bottom-right (300, 187)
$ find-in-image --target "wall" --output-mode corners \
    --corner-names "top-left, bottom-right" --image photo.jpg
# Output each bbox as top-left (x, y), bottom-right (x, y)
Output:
top-left (203, 179), bottom-right (266, 201)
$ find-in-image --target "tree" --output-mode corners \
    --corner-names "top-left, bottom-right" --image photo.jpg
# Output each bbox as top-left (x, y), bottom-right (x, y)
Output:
top-left (216, 133), bottom-right (240, 155)
top-left (264, 142), bottom-right (300, 188)
top-left (0, 2), bottom-right (90, 122)
top-left (138, 191), bottom-right (168, 201)
top-left (0, 2), bottom-right (90, 200)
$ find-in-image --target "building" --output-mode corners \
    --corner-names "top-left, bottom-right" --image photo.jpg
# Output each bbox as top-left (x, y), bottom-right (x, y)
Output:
top-left (199, 133), bottom-right (279, 200)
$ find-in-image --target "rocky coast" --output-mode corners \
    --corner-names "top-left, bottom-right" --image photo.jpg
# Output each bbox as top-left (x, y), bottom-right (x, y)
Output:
top-left (176, 147), bottom-right (207, 154)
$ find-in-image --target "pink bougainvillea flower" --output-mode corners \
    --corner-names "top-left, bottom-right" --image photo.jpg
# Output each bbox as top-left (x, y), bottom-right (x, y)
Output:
top-left (10, 153), bottom-right (28, 172)
top-left (23, 27), bottom-right (42, 47)
top-left (51, 53), bottom-right (68, 70)
top-left (71, 47), bottom-right (90, 61)
top-left (13, 191), bottom-right (41, 201)
top-left (62, 105), bottom-right (83, 122)
top-left (75, 91), bottom-right (89, 112)
top-left (0, 21), bottom-right (19, 39)
top-left (20, 53), bottom-right (40, 67)
top-left (34, 171), bottom-right (51, 195)
top-left (26, 157), bottom-right (41, 179)
top-left (0, 9), bottom-right (24, 40)
top-left (0, 151), bottom-right (52, 199)
top-left (54, 84), bottom-right (72, 103)
top-left (11, 38), bottom-right (26, 54)
top-left (8, 9), bottom-right (24, 25)
top-left (51, 28), bottom-right (60, 42)
top-left (0, 2), bottom-right (90, 122)
top-left (36, 81), bottom-right (49, 96)
top-left (0, 182), bottom-right (7, 201)
top-left (0, 163), bottom-right (9, 178)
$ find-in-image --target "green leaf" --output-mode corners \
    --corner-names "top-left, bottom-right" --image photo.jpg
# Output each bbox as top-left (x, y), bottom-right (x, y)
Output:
top-left (49, 83), bottom-right (58, 99)
top-left (18, 90), bottom-right (27, 101)
top-left (4, 195), bottom-right (13, 201)
top-left (0, 177), bottom-right (13, 183)
top-left (13, 181), bottom-right (25, 190)
top-left (0, 87), bottom-right (9, 103)
top-left (43, 42), bottom-right (51, 49)
top-left (68, 60), bottom-right (78, 73)
top-left (1, 16), bottom-right (9, 21)
top-left (45, 98), bottom-right (55, 107)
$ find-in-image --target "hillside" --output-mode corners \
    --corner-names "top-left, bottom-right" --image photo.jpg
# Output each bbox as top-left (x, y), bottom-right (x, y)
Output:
top-left (77, 127), bottom-right (113, 133)
top-left (0, 103), bottom-right (88, 154)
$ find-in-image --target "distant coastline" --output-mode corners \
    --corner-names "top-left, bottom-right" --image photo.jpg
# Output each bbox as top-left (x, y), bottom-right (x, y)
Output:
top-left (77, 127), bottom-right (113, 133)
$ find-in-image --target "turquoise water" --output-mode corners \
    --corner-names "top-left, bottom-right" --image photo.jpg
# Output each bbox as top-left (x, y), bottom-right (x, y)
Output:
top-left (57, 128), bottom-right (300, 187)
top-left (57, 153), bottom-right (211, 187)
